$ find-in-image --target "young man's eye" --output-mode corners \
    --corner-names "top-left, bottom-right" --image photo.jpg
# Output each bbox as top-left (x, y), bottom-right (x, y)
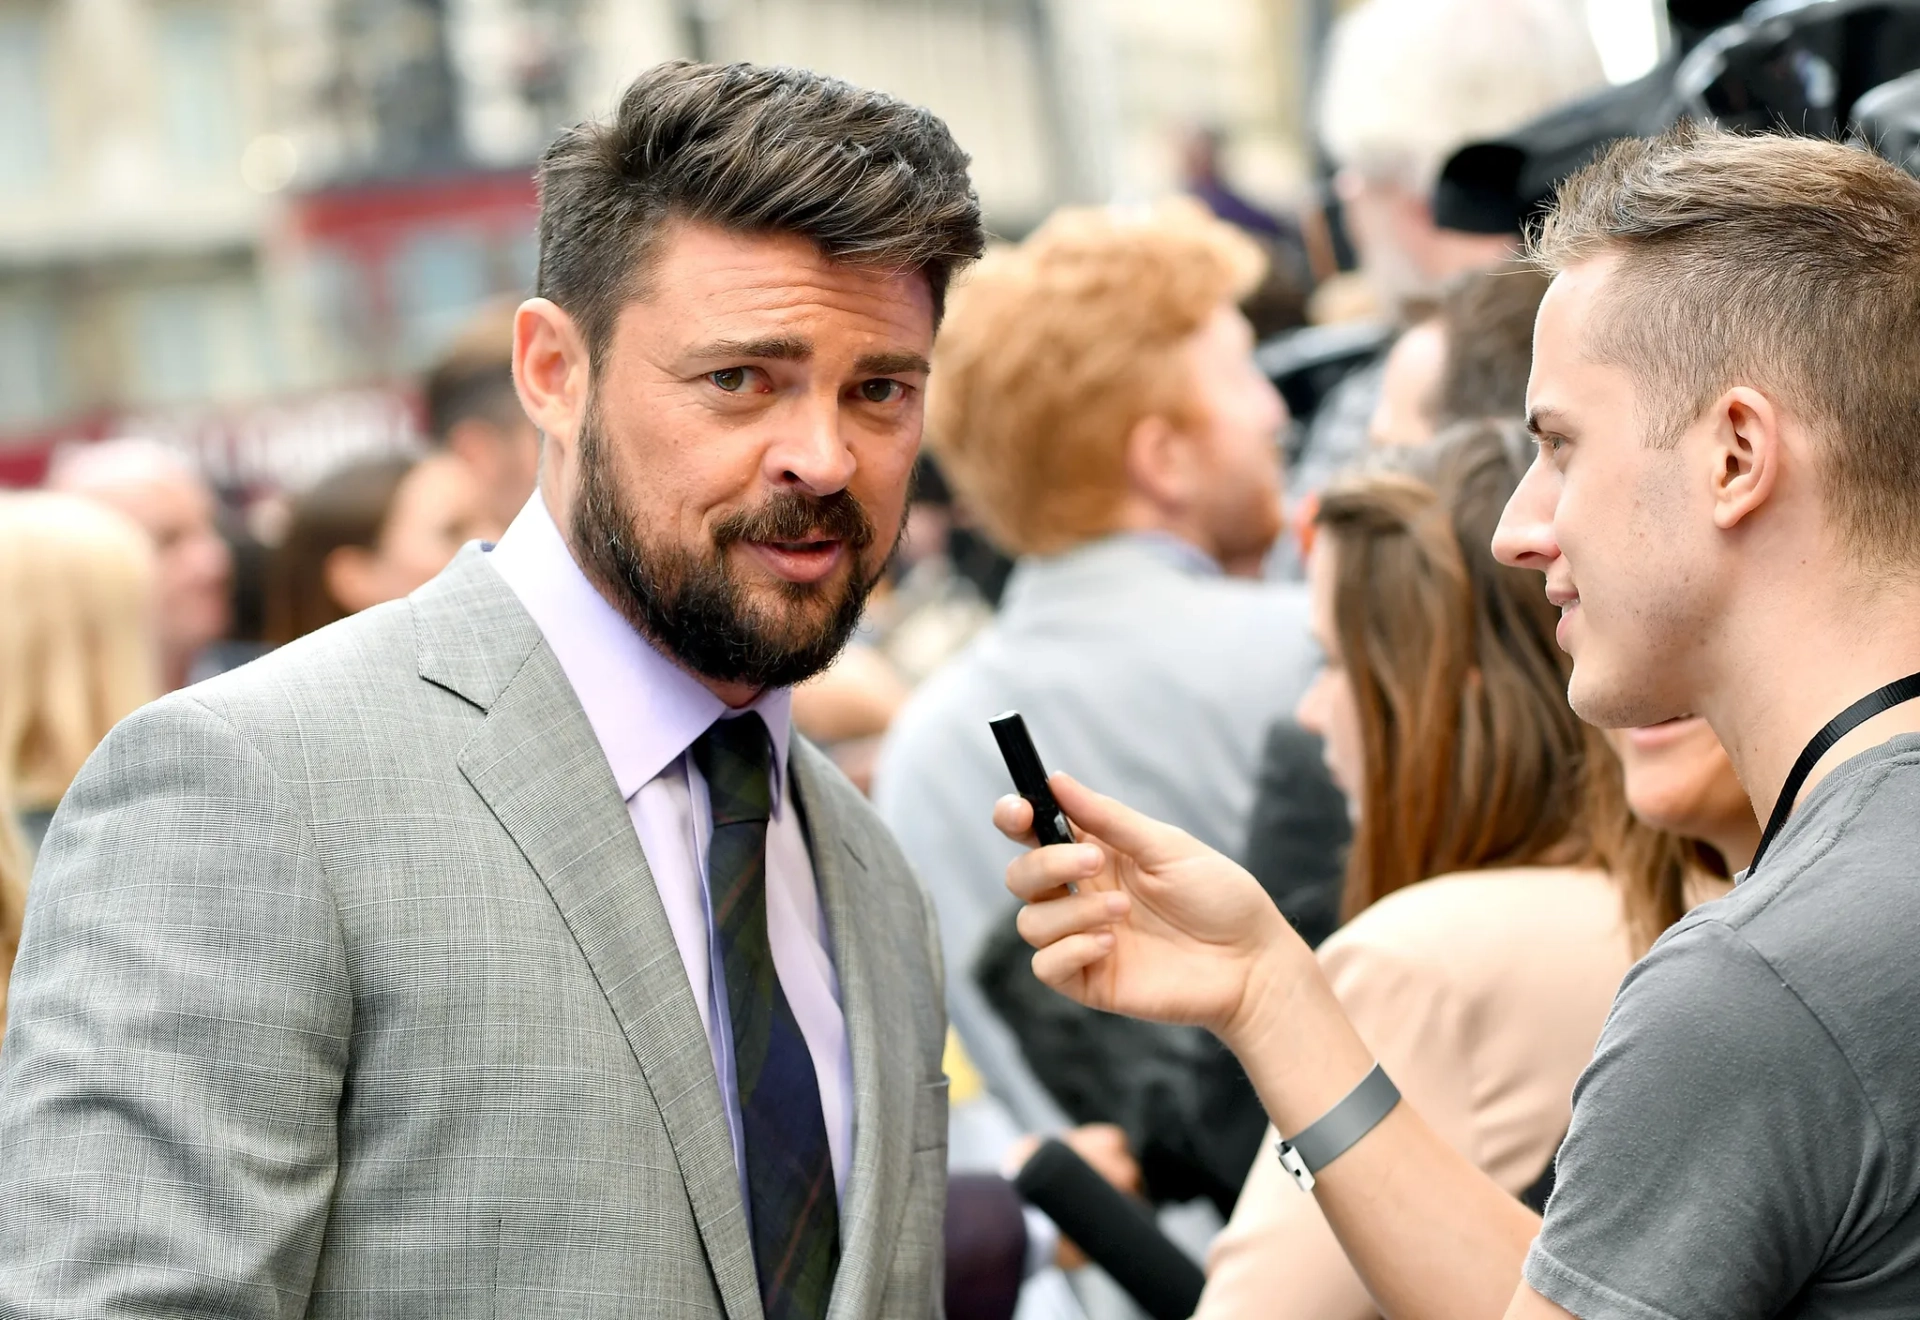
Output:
top-left (859, 378), bottom-right (906, 404)
top-left (709, 367), bottom-right (750, 392)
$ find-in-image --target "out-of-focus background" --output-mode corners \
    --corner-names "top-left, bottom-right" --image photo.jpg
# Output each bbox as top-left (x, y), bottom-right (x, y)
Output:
top-left (0, 0), bottom-right (1664, 493)
top-left (12, 5), bottom-right (1920, 1317)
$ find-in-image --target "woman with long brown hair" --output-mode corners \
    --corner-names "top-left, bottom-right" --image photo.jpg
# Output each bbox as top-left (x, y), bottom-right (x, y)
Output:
top-left (1194, 420), bottom-right (1726, 1317)
top-left (266, 451), bottom-right (498, 645)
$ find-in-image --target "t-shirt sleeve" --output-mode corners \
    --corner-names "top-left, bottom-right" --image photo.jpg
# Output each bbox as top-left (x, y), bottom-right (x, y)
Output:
top-left (1525, 918), bottom-right (1877, 1320)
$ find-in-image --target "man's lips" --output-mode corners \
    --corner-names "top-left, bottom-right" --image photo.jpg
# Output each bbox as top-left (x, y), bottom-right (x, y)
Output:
top-left (741, 538), bottom-right (847, 585)
top-left (1550, 587), bottom-right (1579, 648)
top-left (1625, 715), bottom-right (1706, 750)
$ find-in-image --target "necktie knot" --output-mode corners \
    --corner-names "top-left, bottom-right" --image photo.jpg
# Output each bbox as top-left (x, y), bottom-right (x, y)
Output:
top-left (692, 713), bottom-right (773, 826)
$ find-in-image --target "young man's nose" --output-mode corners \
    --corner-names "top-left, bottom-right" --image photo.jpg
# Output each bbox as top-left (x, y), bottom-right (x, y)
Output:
top-left (1491, 458), bottom-right (1560, 570)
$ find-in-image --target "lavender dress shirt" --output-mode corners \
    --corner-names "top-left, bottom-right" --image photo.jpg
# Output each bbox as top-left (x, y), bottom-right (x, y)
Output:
top-left (487, 495), bottom-right (853, 1201)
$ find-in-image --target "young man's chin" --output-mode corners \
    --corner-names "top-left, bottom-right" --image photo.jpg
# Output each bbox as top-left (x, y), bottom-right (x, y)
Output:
top-left (1568, 662), bottom-right (1672, 733)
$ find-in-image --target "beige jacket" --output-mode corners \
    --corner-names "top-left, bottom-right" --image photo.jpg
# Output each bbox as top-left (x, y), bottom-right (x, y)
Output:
top-left (1195, 866), bottom-right (1634, 1320)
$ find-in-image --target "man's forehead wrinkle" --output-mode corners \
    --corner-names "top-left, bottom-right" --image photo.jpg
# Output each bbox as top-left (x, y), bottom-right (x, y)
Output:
top-left (669, 276), bottom-right (934, 347)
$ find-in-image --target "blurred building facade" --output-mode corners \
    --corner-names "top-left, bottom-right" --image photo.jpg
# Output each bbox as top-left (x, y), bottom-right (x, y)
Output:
top-left (0, 0), bottom-right (1316, 488)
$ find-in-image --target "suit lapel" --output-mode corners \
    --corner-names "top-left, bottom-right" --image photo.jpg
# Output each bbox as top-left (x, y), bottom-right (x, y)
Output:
top-left (415, 551), bottom-right (763, 1320)
top-left (793, 743), bottom-right (915, 1320)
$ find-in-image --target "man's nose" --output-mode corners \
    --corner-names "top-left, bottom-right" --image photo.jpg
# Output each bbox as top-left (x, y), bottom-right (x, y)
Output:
top-left (1491, 455), bottom-right (1560, 570)
top-left (766, 397), bottom-right (858, 496)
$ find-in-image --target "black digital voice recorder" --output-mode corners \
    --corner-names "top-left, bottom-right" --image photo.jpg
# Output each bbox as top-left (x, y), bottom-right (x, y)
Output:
top-left (988, 711), bottom-right (1075, 847)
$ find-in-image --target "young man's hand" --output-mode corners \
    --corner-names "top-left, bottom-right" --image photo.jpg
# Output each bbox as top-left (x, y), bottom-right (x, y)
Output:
top-left (994, 773), bottom-right (1306, 1047)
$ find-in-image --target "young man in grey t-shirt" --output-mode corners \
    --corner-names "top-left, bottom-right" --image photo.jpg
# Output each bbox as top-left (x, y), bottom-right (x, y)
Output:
top-left (989, 122), bottom-right (1920, 1319)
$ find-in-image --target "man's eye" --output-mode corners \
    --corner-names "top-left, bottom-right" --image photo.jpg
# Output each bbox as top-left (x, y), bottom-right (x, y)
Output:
top-left (859, 378), bottom-right (905, 404)
top-left (710, 367), bottom-right (750, 392)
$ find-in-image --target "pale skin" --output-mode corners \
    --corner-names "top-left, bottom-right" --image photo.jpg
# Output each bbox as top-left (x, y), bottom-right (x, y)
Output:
top-left (51, 461), bottom-right (231, 692)
top-left (444, 409), bottom-right (543, 532)
top-left (1000, 248), bottom-right (1920, 1318)
top-left (1335, 169), bottom-right (1515, 306)
top-left (1368, 317), bottom-right (1446, 450)
top-left (1604, 717), bottom-right (1759, 874)
top-left (326, 452), bottom-right (502, 614)
top-left (511, 220), bottom-right (935, 709)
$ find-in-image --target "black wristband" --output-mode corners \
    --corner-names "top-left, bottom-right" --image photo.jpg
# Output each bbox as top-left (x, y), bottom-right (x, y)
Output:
top-left (1274, 1063), bottom-right (1401, 1191)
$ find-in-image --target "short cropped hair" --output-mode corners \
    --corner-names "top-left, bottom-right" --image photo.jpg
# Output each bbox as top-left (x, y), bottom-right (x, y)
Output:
top-left (1317, 0), bottom-right (1603, 192)
top-left (535, 61), bottom-right (983, 365)
top-left (925, 202), bottom-right (1265, 556)
top-left (1534, 124), bottom-right (1920, 568)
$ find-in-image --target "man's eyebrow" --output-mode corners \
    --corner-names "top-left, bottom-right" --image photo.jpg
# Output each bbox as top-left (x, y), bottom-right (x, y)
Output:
top-left (680, 338), bottom-right (929, 377)
top-left (687, 335), bottom-right (812, 362)
top-left (1525, 405), bottom-right (1570, 436)
top-left (855, 350), bottom-right (931, 376)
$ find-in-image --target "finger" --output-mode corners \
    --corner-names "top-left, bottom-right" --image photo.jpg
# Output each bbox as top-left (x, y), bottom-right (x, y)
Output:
top-left (992, 794), bottom-right (1036, 846)
top-left (1005, 841), bottom-right (1106, 902)
top-left (1050, 773), bottom-right (1195, 868)
top-left (1031, 930), bottom-right (1116, 989)
top-left (1016, 889), bottom-right (1129, 949)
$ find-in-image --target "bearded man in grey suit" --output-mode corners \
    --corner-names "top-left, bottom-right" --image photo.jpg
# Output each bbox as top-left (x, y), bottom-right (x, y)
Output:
top-left (0, 62), bottom-right (982, 1320)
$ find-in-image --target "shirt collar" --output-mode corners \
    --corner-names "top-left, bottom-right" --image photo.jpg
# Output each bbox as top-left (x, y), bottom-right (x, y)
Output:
top-left (484, 494), bottom-right (793, 806)
top-left (1118, 531), bottom-right (1224, 577)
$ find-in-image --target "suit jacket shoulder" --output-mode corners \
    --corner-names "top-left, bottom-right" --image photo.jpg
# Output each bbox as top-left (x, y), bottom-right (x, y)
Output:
top-left (0, 550), bottom-right (947, 1320)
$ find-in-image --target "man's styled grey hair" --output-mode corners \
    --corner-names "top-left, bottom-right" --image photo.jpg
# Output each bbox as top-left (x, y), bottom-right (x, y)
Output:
top-left (535, 61), bottom-right (985, 366)
top-left (1316, 0), bottom-right (1605, 193)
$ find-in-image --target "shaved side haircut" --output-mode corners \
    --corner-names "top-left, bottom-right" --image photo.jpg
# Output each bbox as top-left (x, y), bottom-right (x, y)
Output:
top-left (1533, 124), bottom-right (1920, 567)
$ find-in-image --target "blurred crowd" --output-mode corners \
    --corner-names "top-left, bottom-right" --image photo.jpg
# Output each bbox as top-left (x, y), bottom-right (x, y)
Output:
top-left (0, 0), bottom-right (1854, 1315)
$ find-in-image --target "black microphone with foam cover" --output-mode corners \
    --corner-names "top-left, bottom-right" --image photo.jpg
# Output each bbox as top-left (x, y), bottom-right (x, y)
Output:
top-left (1013, 1138), bottom-right (1206, 1320)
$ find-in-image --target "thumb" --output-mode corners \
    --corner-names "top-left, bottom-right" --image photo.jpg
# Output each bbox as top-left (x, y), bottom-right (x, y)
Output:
top-left (1050, 773), bottom-right (1194, 869)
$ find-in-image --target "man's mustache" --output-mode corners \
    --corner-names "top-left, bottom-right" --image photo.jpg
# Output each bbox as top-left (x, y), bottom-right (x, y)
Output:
top-left (712, 491), bottom-right (876, 553)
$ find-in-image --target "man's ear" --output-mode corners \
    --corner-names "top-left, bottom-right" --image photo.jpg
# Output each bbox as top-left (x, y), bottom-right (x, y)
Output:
top-left (1708, 385), bottom-right (1785, 533)
top-left (1124, 412), bottom-right (1196, 513)
top-left (512, 298), bottom-right (591, 464)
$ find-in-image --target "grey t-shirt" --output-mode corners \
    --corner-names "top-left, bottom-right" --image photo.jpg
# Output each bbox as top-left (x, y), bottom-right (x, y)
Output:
top-left (1526, 734), bottom-right (1920, 1318)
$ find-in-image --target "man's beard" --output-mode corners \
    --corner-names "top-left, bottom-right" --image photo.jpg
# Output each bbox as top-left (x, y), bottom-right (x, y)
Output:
top-left (568, 406), bottom-right (894, 690)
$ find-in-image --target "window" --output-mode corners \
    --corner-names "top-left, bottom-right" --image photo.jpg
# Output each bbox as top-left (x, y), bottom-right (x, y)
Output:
top-left (158, 7), bottom-right (241, 178)
top-left (390, 227), bottom-right (491, 369)
top-left (0, 11), bottom-right (52, 193)
top-left (0, 293), bottom-right (66, 426)
top-left (129, 276), bottom-right (279, 407)
top-left (132, 285), bottom-right (214, 404)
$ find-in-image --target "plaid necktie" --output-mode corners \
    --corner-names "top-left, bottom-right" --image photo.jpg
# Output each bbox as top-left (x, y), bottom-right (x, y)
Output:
top-left (692, 713), bottom-right (840, 1320)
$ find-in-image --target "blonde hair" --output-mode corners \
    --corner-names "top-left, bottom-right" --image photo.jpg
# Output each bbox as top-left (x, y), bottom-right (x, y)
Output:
top-left (0, 493), bottom-right (160, 1028)
top-left (926, 201), bottom-right (1264, 556)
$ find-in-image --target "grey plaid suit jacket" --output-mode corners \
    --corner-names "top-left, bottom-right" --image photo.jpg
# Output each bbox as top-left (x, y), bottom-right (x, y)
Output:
top-left (0, 547), bottom-right (949, 1319)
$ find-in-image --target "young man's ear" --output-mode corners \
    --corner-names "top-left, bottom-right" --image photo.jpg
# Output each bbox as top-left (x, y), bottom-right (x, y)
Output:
top-left (1708, 385), bottom-right (1785, 533)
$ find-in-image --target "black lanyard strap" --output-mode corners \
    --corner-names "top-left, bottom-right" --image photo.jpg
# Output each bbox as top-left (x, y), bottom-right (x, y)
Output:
top-left (1749, 669), bottom-right (1920, 874)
